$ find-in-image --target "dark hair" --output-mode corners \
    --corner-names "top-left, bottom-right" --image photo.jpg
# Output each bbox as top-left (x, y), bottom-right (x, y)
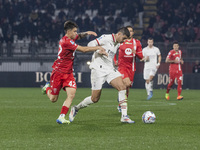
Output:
top-left (117, 27), bottom-right (130, 37)
top-left (64, 21), bottom-right (78, 32)
top-left (173, 41), bottom-right (179, 45)
top-left (126, 26), bottom-right (134, 31)
top-left (148, 37), bottom-right (154, 41)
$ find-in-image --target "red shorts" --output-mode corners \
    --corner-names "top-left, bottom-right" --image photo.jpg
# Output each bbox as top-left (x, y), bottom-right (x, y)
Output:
top-left (50, 70), bottom-right (76, 95)
top-left (169, 70), bottom-right (183, 81)
top-left (118, 67), bottom-right (135, 83)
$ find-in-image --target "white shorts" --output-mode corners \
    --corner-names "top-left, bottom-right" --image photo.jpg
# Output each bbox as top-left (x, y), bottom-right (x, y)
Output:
top-left (143, 68), bottom-right (157, 80)
top-left (91, 68), bottom-right (122, 90)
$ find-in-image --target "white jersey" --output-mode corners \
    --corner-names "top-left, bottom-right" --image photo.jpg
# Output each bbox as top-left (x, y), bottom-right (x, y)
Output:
top-left (89, 34), bottom-right (120, 71)
top-left (143, 46), bottom-right (160, 69)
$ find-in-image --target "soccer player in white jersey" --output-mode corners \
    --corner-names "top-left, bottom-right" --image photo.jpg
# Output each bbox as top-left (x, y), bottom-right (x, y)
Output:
top-left (141, 38), bottom-right (161, 100)
top-left (69, 27), bottom-right (135, 123)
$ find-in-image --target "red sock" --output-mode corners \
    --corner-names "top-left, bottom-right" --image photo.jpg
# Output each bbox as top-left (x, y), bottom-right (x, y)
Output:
top-left (177, 80), bottom-right (182, 96)
top-left (60, 106), bottom-right (69, 115)
top-left (46, 87), bottom-right (51, 94)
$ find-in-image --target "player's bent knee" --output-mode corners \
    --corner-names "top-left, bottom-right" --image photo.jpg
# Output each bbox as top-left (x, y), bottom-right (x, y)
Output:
top-left (50, 96), bottom-right (58, 103)
top-left (117, 84), bottom-right (126, 91)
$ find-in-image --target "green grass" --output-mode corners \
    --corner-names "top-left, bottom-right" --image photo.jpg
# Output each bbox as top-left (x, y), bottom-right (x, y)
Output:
top-left (0, 88), bottom-right (200, 150)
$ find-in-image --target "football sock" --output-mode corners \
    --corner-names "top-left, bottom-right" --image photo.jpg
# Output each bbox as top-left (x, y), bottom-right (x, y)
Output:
top-left (60, 106), bottom-right (69, 116)
top-left (149, 81), bottom-right (153, 92)
top-left (46, 87), bottom-right (51, 94)
top-left (166, 80), bottom-right (174, 93)
top-left (119, 90), bottom-right (127, 117)
top-left (126, 87), bottom-right (129, 98)
top-left (145, 82), bottom-right (150, 95)
top-left (177, 79), bottom-right (182, 96)
top-left (76, 96), bottom-right (93, 110)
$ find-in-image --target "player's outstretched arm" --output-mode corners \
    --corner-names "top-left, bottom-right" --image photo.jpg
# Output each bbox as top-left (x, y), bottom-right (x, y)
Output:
top-left (76, 45), bottom-right (108, 56)
top-left (77, 31), bottom-right (97, 40)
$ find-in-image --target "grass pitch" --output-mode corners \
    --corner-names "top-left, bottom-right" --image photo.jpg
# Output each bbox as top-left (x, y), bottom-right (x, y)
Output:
top-left (0, 88), bottom-right (199, 150)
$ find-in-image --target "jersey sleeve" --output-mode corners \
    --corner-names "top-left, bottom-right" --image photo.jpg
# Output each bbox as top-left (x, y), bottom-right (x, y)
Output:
top-left (135, 40), bottom-right (143, 59)
top-left (65, 39), bottom-right (78, 51)
top-left (95, 34), bottom-right (106, 46)
top-left (157, 48), bottom-right (161, 55)
top-left (167, 51), bottom-right (172, 59)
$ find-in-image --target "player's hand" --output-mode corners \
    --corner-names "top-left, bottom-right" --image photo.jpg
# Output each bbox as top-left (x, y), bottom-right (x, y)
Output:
top-left (174, 59), bottom-right (180, 63)
top-left (156, 63), bottom-right (160, 69)
top-left (145, 56), bottom-right (149, 62)
top-left (180, 59), bottom-right (184, 64)
top-left (97, 46), bottom-right (108, 57)
top-left (132, 49), bottom-right (136, 54)
top-left (85, 31), bottom-right (97, 36)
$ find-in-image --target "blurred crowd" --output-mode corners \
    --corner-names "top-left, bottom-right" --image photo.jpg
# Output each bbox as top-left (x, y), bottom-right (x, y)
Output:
top-left (0, 0), bottom-right (142, 44)
top-left (142, 0), bottom-right (200, 42)
top-left (0, 0), bottom-right (200, 46)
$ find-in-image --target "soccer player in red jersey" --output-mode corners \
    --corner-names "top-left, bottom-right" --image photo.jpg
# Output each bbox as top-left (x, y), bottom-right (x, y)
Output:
top-left (114, 26), bottom-right (143, 113)
top-left (42, 21), bottom-right (107, 124)
top-left (165, 41), bottom-right (184, 100)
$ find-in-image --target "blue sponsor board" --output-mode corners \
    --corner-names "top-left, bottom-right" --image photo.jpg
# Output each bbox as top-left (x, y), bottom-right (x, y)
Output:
top-left (0, 72), bottom-right (199, 89)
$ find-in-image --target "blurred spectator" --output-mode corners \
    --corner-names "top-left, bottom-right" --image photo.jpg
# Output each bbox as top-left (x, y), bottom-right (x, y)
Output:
top-left (137, 0), bottom-right (144, 28)
top-left (164, 28), bottom-right (173, 42)
top-left (193, 60), bottom-right (200, 73)
top-left (29, 38), bottom-right (38, 57)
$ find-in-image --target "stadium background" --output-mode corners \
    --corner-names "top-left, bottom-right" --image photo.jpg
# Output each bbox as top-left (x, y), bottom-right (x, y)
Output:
top-left (0, 0), bottom-right (200, 89)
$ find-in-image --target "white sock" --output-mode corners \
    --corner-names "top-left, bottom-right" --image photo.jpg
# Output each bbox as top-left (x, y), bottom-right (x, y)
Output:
top-left (149, 81), bottom-right (153, 92)
top-left (145, 82), bottom-right (150, 95)
top-left (76, 96), bottom-right (93, 110)
top-left (119, 90), bottom-right (127, 117)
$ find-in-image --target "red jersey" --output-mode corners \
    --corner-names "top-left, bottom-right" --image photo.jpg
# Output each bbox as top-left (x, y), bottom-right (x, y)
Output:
top-left (114, 38), bottom-right (143, 71)
top-left (167, 49), bottom-right (182, 71)
top-left (52, 35), bottom-right (78, 73)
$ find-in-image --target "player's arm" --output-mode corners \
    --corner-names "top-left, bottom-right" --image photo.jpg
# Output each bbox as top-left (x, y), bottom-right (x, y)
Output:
top-left (156, 54), bottom-right (162, 69)
top-left (77, 31), bottom-right (97, 40)
top-left (135, 40), bottom-right (143, 60)
top-left (76, 45), bottom-right (107, 56)
top-left (140, 55), bottom-right (149, 62)
top-left (165, 57), bottom-right (179, 63)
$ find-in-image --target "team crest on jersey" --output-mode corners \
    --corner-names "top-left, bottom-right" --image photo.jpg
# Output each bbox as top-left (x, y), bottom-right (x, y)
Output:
top-left (125, 48), bottom-right (132, 55)
top-left (70, 41), bottom-right (75, 45)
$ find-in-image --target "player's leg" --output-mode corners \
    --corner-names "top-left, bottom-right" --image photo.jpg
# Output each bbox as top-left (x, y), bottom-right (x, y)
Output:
top-left (146, 74), bottom-right (155, 100)
top-left (57, 87), bottom-right (76, 124)
top-left (177, 72), bottom-right (183, 100)
top-left (144, 69), bottom-right (151, 98)
top-left (116, 77), bottom-right (132, 113)
top-left (166, 72), bottom-right (175, 100)
top-left (69, 89), bottom-right (102, 122)
top-left (69, 69), bottom-right (104, 122)
top-left (123, 77), bottom-right (132, 98)
top-left (110, 76), bottom-right (135, 123)
top-left (42, 70), bottom-right (60, 102)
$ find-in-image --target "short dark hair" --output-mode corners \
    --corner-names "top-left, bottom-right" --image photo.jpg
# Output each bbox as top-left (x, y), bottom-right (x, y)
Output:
top-left (148, 37), bottom-right (154, 41)
top-left (117, 27), bottom-right (130, 37)
top-left (173, 41), bottom-right (179, 45)
top-left (126, 26), bottom-right (134, 31)
top-left (64, 21), bottom-right (78, 32)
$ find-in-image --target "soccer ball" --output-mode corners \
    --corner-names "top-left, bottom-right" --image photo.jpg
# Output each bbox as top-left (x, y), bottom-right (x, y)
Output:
top-left (142, 111), bottom-right (156, 124)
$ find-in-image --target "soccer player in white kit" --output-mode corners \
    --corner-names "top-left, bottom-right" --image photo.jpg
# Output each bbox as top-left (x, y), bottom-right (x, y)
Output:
top-left (141, 38), bottom-right (161, 100)
top-left (69, 27), bottom-right (135, 123)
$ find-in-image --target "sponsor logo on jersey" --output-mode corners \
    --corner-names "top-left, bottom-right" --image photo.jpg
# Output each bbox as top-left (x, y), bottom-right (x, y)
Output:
top-left (125, 48), bottom-right (132, 55)
top-left (125, 42), bottom-right (132, 44)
